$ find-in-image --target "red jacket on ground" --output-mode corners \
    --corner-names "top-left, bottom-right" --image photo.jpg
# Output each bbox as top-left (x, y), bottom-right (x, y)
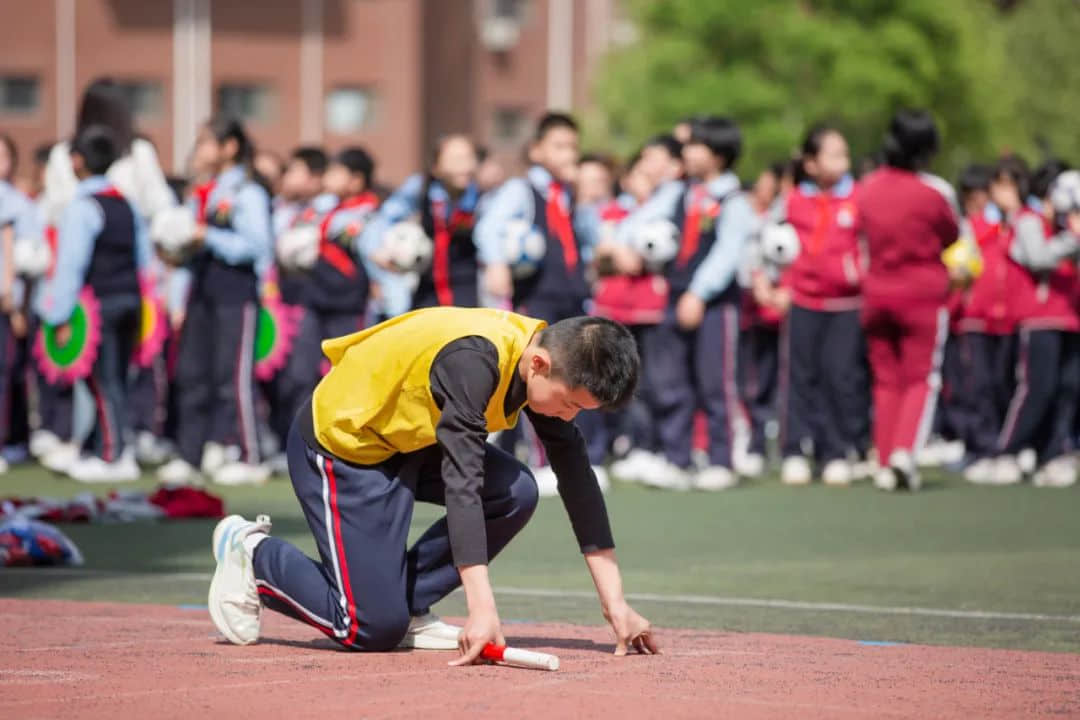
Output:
top-left (857, 167), bottom-right (959, 305)
top-left (785, 177), bottom-right (862, 312)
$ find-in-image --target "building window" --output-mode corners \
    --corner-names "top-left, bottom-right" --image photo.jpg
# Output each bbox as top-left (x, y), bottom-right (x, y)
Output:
top-left (478, 0), bottom-right (526, 51)
top-left (115, 80), bottom-right (164, 121)
top-left (217, 84), bottom-right (276, 124)
top-left (492, 107), bottom-right (527, 145)
top-left (0, 76), bottom-right (40, 115)
top-left (325, 87), bottom-right (377, 134)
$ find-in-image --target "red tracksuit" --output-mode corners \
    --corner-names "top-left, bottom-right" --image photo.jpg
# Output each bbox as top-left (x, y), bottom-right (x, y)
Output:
top-left (857, 167), bottom-right (958, 465)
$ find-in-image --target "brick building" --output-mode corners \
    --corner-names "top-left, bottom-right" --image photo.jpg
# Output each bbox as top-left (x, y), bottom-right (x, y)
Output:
top-left (0, 0), bottom-right (626, 184)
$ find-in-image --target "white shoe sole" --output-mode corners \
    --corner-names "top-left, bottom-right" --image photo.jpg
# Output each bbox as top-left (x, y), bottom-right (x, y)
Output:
top-left (208, 515), bottom-right (256, 646)
top-left (398, 622), bottom-right (462, 650)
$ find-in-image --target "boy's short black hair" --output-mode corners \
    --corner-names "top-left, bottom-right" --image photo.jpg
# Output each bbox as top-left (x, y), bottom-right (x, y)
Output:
top-left (72, 125), bottom-right (119, 175)
top-left (644, 133), bottom-right (683, 160)
top-left (538, 316), bottom-right (639, 410)
top-left (334, 146), bottom-right (375, 188)
top-left (994, 154), bottom-right (1031, 201)
top-left (883, 109), bottom-right (939, 171)
top-left (291, 146), bottom-right (328, 175)
top-left (957, 163), bottom-right (993, 200)
top-left (688, 116), bottom-right (742, 170)
top-left (1031, 158), bottom-right (1070, 201)
top-left (534, 112), bottom-right (579, 143)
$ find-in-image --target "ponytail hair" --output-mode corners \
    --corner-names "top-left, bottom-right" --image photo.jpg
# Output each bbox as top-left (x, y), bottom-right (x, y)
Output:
top-left (206, 114), bottom-right (270, 194)
top-left (883, 109), bottom-right (939, 172)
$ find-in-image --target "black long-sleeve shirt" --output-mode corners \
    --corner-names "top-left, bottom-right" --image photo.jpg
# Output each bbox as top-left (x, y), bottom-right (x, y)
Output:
top-left (428, 336), bottom-right (614, 566)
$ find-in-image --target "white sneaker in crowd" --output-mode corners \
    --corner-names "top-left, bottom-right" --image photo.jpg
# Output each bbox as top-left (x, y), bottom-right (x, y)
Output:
top-left (992, 455), bottom-right (1023, 486)
top-left (29, 429), bottom-right (61, 459)
top-left (693, 465), bottom-right (738, 491)
top-left (41, 443), bottom-right (80, 474)
top-left (734, 452), bottom-right (765, 479)
top-left (135, 431), bottom-right (171, 466)
top-left (1032, 455), bottom-right (1077, 488)
top-left (1017, 448), bottom-right (1038, 476)
top-left (267, 453), bottom-right (290, 476)
top-left (213, 462), bottom-right (271, 487)
top-left (201, 442), bottom-right (241, 476)
top-left (68, 454), bottom-right (140, 484)
top-left (157, 457), bottom-right (203, 485)
top-left (398, 613), bottom-right (462, 650)
top-left (873, 466), bottom-right (899, 492)
top-left (639, 457), bottom-right (693, 491)
top-left (887, 449), bottom-right (921, 491)
top-left (963, 457), bottom-right (996, 485)
top-left (0, 454), bottom-right (9, 475)
top-left (822, 459), bottom-right (853, 487)
top-left (610, 449), bottom-right (666, 485)
top-left (781, 456), bottom-right (812, 486)
top-left (208, 514), bottom-right (272, 645)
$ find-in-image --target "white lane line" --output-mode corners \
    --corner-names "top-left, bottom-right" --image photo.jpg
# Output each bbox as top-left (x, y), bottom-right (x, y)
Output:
top-left (4, 571), bottom-right (1079, 624)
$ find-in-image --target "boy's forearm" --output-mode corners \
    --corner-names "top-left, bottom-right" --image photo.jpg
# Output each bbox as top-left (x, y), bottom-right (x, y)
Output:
top-left (585, 548), bottom-right (628, 614)
top-left (1, 226), bottom-right (14, 302)
top-left (458, 563), bottom-right (497, 613)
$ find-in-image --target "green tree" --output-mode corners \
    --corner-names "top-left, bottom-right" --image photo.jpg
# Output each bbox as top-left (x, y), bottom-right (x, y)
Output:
top-left (590, 0), bottom-right (1016, 180)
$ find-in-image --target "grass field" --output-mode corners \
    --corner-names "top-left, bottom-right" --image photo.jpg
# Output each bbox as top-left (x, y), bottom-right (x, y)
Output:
top-left (2, 464), bottom-right (1078, 654)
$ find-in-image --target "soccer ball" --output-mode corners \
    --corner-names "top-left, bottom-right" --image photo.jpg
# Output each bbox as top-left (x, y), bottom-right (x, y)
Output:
top-left (1050, 170), bottom-right (1080, 214)
top-left (13, 237), bottom-right (51, 278)
top-left (502, 219), bottom-right (546, 278)
top-left (276, 225), bottom-right (320, 270)
top-left (150, 206), bottom-right (198, 265)
top-left (631, 220), bottom-right (680, 271)
top-left (383, 221), bottom-right (433, 273)
top-left (760, 223), bottom-right (801, 267)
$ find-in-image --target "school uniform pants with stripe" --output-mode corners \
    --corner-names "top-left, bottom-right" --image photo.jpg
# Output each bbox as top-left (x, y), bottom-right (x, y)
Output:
top-left (780, 306), bottom-right (869, 463)
top-left (861, 298), bottom-right (948, 465)
top-left (997, 328), bottom-right (1080, 462)
top-left (638, 299), bottom-right (742, 469)
top-left (84, 294), bottom-right (140, 462)
top-left (252, 416), bottom-right (539, 651)
top-left (739, 324), bottom-right (779, 457)
top-left (174, 298), bottom-right (260, 466)
top-left (951, 331), bottom-right (1016, 459)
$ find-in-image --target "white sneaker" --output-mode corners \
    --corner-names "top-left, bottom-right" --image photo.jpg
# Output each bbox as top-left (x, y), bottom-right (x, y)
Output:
top-left (135, 431), bottom-right (170, 466)
top-left (157, 458), bottom-right (203, 485)
top-left (610, 449), bottom-right (665, 484)
top-left (734, 452), bottom-right (765, 479)
top-left (639, 458), bottom-right (693, 491)
top-left (693, 465), bottom-right (738, 491)
top-left (873, 466), bottom-right (899, 491)
top-left (851, 455), bottom-right (877, 481)
top-left (201, 442), bottom-right (241, 475)
top-left (213, 461), bottom-right (271, 487)
top-left (916, 440), bottom-right (944, 467)
top-left (41, 442), bottom-right (79, 473)
top-left (1032, 456), bottom-right (1078, 488)
top-left (888, 449), bottom-right (921, 491)
top-left (398, 613), bottom-right (462, 650)
top-left (781, 456), bottom-right (812, 486)
top-left (822, 459), bottom-right (853, 487)
top-left (67, 455), bottom-right (140, 484)
top-left (0, 455), bottom-right (9, 475)
top-left (1017, 448), bottom-right (1038, 476)
top-left (992, 455), bottom-right (1023, 486)
top-left (963, 457), bottom-right (996, 485)
top-left (29, 429), bottom-right (61, 458)
top-left (208, 514), bottom-right (272, 645)
top-left (532, 465), bottom-right (559, 497)
top-left (939, 440), bottom-right (966, 466)
top-left (267, 453), bottom-right (289, 476)
top-left (592, 465), bottom-right (611, 493)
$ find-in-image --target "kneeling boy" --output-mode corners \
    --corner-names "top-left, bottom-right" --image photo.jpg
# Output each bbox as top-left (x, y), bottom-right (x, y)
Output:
top-left (209, 307), bottom-right (660, 663)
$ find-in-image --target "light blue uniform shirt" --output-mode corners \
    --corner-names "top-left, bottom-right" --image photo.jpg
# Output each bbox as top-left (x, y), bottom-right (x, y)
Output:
top-left (39, 175), bottom-right (152, 325)
top-left (615, 172), bottom-right (744, 303)
top-left (473, 165), bottom-right (601, 264)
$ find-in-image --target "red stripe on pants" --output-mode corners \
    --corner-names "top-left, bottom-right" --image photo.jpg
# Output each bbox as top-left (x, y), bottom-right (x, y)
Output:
top-left (324, 456), bottom-right (360, 646)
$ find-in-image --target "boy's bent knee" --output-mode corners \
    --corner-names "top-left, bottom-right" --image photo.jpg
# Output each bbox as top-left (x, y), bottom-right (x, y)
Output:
top-left (352, 608), bottom-right (411, 652)
top-left (513, 468), bottom-right (540, 518)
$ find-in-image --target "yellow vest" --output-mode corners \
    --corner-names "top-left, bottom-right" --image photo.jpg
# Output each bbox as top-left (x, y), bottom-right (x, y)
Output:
top-left (312, 307), bottom-right (547, 465)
